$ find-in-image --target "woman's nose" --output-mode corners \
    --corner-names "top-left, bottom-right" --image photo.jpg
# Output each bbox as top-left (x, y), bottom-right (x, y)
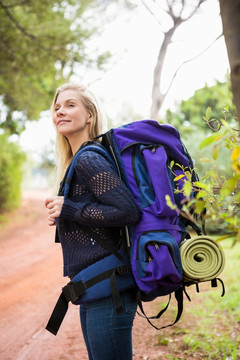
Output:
top-left (56, 107), bottom-right (65, 115)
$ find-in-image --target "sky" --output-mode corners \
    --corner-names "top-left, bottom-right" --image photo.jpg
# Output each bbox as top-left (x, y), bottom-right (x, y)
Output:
top-left (19, 0), bottom-right (230, 157)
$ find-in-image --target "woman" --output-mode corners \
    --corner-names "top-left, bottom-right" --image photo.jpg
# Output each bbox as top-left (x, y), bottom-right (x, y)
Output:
top-left (45, 83), bottom-right (140, 360)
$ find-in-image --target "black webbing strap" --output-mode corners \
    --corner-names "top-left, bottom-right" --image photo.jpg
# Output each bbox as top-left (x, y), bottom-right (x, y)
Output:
top-left (183, 278), bottom-right (225, 298)
top-left (211, 278), bottom-right (225, 297)
top-left (46, 292), bottom-right (69, 335)
top-left (136, 287), bottom-right (184, 330)
top-left (46, 264), bottom-right (131, 335)
top-left (148, 295), bottom-right (172, 320)
top-left (110, 269), bottom-right (123, 314)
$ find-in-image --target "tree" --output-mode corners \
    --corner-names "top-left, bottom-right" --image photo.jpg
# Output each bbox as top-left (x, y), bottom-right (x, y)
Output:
top-left (0, 133), bottom-right (25, 212)
top-left (165, 75), bottom-right (235, 134)
top-left (163, 77), bottom-right (236, 199)
top-left (219, 0), bottom-right (240, 125)
top-left (0, 0), bottom-right (110, 134)
top-left (140, 0), bottom-right (223, 119)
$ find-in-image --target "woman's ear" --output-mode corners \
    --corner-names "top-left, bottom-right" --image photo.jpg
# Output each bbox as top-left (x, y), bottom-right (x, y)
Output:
top-left (87, 112), bottom-right (92, 123)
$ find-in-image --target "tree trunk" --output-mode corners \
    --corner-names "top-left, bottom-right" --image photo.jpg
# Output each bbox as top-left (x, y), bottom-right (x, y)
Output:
top-left (151, 28), bottom-right (176, 119)
top-left (149, 0), bottom-right (207, 120)
top-left (219, 0), bottom-right (240, 125)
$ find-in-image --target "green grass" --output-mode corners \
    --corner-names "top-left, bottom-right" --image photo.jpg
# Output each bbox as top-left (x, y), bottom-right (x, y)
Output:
top-left (181, 239), bottom-right (240, 359)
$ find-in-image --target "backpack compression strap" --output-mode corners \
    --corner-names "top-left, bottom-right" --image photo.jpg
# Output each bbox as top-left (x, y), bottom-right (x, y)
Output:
top-left (46, 264), bottom-right (131, 335)
top-left (136, 287), bottom-right (184, 330)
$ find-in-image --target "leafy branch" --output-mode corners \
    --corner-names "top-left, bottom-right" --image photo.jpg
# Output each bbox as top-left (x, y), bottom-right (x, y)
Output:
top-left (166, 107), bottom-right (240, 244)
top-left (0, 0), bottom-right (38, 41)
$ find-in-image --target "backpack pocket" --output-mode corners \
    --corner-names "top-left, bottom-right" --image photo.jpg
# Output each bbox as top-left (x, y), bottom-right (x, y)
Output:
top-left (141, 145), bottom-right (178, 216)
top-left (132, 230), bottom-right (183, 298)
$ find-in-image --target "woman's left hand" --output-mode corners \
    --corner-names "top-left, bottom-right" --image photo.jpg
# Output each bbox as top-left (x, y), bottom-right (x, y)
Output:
top-left (45, 196), bottom-right (64, 226)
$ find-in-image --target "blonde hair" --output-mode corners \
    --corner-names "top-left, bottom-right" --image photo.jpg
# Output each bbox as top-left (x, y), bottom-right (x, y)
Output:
top-left (51, 83), bottom-right (102, 189)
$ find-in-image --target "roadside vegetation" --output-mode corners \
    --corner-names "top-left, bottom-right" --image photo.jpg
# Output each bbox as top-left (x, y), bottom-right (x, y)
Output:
top-left (0, 133), bottom-right (25, 215)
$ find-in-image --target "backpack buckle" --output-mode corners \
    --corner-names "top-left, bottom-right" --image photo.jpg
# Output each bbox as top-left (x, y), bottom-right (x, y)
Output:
top-left (116, 264), bottom-right (131, 274)
top-left (62, 281), bottom-right (81, 303)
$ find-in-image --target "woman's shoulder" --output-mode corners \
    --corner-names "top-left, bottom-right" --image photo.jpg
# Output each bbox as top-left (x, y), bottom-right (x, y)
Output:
top-left (75, 144), bottom-right (114, 172)
top-left (78, 144), bottom-right (108, 161)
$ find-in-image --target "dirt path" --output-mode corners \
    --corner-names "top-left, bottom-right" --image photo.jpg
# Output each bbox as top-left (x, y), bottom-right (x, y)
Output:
top-left (0, 190), bottom-right (187, 360)
top-left (0, 190), bottom-right (90, 360)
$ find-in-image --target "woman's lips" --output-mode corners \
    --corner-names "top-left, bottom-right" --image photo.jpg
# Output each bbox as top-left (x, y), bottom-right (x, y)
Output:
top-left (57, 119), bottom-right (70, 125)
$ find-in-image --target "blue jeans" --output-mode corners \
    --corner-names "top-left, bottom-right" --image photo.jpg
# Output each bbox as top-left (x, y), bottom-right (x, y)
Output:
top-left (79, 289), bottom-right (137, 360)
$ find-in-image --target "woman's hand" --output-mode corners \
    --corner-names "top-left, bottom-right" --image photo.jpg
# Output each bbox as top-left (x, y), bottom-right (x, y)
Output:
top-left (45, 196), bottom-right (64, 226)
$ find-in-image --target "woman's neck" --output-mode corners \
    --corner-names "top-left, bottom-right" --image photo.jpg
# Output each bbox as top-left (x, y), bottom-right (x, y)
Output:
top-left (68, 132), bottom-right (91, 155)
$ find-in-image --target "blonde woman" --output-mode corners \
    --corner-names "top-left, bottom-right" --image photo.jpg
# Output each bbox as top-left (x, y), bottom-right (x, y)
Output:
top-left (45, 83), bottom-right (140, 360)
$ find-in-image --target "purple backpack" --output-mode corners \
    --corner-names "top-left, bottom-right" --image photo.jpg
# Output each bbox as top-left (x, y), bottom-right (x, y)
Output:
top-left (101, 119), bottom-right (202, 328)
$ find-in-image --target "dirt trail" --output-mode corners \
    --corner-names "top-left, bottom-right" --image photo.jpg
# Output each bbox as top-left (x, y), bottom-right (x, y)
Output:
top-left (0, 190), bottom-right (165, 360)
top-left (0, 190), bottom-right (90, 360)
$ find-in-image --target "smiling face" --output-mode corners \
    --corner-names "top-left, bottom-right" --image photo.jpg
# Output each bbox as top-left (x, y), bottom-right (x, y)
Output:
top-left (53, 89), bottom-right (92, 142)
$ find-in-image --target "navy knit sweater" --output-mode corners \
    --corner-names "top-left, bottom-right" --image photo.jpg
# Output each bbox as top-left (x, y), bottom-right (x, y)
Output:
top-left (57, 149), bottom-right (141, 278)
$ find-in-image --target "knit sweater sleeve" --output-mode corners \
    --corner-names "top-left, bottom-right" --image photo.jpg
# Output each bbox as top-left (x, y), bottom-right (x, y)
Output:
top-left (59, 150), bottom-right (141, 227)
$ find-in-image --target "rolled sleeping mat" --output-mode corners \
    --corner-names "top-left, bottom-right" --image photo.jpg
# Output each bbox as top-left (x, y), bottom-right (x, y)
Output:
top-left (180, 236), bottom-right (225, 283)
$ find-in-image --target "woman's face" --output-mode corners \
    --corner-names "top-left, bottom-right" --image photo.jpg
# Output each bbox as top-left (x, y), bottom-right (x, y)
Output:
top-left (53, 89), bottom-right (91, 139)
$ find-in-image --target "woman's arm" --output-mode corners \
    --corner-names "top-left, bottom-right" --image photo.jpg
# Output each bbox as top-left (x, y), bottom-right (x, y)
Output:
top-left (58, 151), bottom-right (141, 227)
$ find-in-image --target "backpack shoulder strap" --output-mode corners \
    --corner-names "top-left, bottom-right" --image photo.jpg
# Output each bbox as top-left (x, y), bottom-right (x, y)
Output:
top-left (63, 141), bottom-right (117, 197)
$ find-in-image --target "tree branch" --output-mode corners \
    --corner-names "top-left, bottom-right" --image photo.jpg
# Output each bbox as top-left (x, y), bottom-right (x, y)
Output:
top-left (164, 33), bottom-right (223, 98)
top-left (169, 0), bottom-right (207, 23)
top-left (0, 0), bottom-right (26, 8)
top-left (140, 0), bottom-right (170, 32)
top-left (165, 0), bottom-right (203, 27)
top-left (179, 0), bottom-right (186, 18)
top-left (166, 0), bottom-right (176, 21)
top-left (140, 0), bottom-right (162, 26)
top-left (0, 0), bottom-right (37, 40)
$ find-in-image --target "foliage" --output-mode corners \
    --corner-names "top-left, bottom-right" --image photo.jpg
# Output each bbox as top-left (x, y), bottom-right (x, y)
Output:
top-left (0, 0), bottom-right (111, 134)
top-left (165, 75), bottom-right (236, 134)
top-left (163, 77), bottom-right (239, 236)
top-left (198, 107), bottom-right (240, 240)
top-left (180, 131), bottom-right (233, 185)
top-left (0, 133), bottom-right (26, 212)
top-left (167, 106), bottom-right (240, 241)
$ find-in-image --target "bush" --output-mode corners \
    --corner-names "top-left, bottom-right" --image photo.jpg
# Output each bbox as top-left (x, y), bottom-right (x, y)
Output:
top-left (0, 133), bottom-right (26, 213)
top-left (169, 107), bottom-right (240, 241)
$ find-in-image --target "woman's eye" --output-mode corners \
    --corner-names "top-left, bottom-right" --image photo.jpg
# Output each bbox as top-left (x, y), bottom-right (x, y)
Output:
top-left (68, 103), bottom-right (74, 107)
